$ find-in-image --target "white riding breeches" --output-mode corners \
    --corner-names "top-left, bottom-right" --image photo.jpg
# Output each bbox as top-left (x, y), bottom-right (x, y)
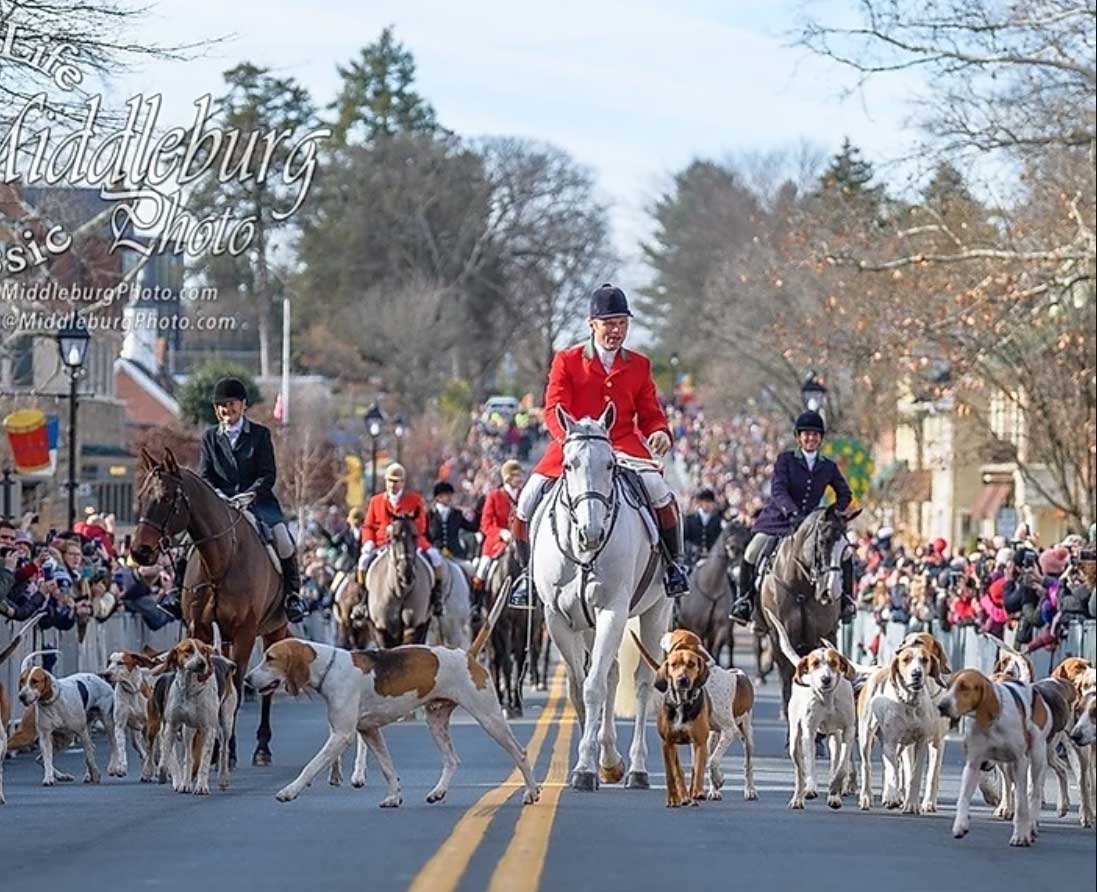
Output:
top-left (271, 522), bottom-right (295, 560)
top-left (474, 554), bottom-right (492, 580)
top-left (515, 467), bottom-right (674, 523)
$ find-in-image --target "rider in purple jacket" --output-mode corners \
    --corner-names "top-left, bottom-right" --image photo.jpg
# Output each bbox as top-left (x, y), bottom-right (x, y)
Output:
top-left (729, 410), bottom-right (857, 624)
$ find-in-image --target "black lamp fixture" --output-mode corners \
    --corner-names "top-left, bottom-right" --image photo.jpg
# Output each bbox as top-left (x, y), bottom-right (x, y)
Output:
top-left (801, 371), bottom-right (828, 414)
top-left (364, 403), bottom-right (385, 494)
top-left (55, 315), bottom-right (90, 531)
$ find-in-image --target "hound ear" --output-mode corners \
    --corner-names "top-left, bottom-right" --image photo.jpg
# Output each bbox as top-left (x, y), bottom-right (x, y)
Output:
top-left (696, 657), bottom-right (710, 689)
top-left (793, 656), bottom-right (812, 687)
top-left (653, 665), bottom-right (669, 693)
top-left (555, 405), bottom-right (577, 435)
top-left (597, 402), bottom-right (616, 432)
top-left (934, 643), bottom-right (952, 676)
top-left (837, 653), bottom-right (856, 682)
top-left (928, 652), bottom-right (946, 686)
top-left (974, 676), bottom-right (1000, 730)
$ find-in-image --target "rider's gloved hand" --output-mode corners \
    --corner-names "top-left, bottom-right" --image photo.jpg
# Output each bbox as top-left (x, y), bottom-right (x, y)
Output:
top-left (646, 431), bottom-right (671, 457)
top-left (229, 491), bottom-right (255, 509)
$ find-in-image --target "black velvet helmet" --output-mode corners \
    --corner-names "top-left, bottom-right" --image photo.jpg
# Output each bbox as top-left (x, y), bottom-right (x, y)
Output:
top-left (696, 488), bottom-right (716, 502)
top-left (794, 410), bottom-right (826, 435)
top-left (212, 377), bottom-right (248, 403)
top-left (433, 481), bottom-right (455, 497)
top-left (588, 283), bottom-right (633, 319)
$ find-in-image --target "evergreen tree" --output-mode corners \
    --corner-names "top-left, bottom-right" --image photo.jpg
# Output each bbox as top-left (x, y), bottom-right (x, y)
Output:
top-left (329, 26), bottom-right (442, 146)
top-left (818, 137), bottom-right (881, 199)
top-left (178, 361), bottom-right (262, 427)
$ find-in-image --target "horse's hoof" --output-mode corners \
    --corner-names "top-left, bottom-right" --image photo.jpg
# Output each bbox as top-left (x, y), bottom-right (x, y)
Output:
top-left (252, 750), bottom-right (272, 768)
top-left (570, 770), bottom-right (599, 792)
top-left (599, 758), bottom-right (626, 785)
top-left (624, 771), bottom-right (650, 790)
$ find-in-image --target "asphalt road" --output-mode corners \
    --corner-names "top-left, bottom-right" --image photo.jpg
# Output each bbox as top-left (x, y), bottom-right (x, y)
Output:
top-left (2, 646), bottom-right (1095, 892)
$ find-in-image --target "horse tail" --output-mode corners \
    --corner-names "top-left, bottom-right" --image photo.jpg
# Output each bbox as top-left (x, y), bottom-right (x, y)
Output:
top-left (614, 619), bottom-right (642, 719)
top-left (762, 606), bottom-right (803, 668)
top-left (469, 578), bottom-right (512, 661)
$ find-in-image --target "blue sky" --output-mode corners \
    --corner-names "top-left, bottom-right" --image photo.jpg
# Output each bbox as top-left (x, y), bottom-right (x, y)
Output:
top-left (105, 0), bottom-right (926, 280)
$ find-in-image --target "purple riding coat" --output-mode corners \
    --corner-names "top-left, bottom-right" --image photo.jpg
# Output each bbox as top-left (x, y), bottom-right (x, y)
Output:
top-left (752, 450), bottom-right (853, 538)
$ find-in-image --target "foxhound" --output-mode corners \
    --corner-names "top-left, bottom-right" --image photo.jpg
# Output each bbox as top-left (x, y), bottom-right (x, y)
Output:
top-left (1053, 656), bottom-right (1095, 827)
top-left (632, 629), bottom-right (713, 807)
top-left (858, 640), bottom-right (946, 814)
top-left (17, 652), bottom-right (118, 787)
top-left (245, 596), bottom-right (539, 808)
top-left (764, 608), bottom-right (856, 810)
top-left (649, 629), bottom-right (758, 802)
top-left (939, 670), bottom-right (1052, 847)
top-left (103, 650), bottom-right (165, 781)
top-left (157, 639), bottom-right (238, 795)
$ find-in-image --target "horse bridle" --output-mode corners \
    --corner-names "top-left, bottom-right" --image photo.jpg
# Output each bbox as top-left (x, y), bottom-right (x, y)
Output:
top-left (552, 431), bottom-right (621, 570)
top-left (137, 469), bottom-right (247, 559)
top-left (796, 515), bottom-right (850, 602)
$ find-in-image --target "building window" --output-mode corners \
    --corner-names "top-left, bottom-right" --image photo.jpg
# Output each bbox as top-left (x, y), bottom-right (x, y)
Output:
top-left (11, 335), bottom-right (34, 386)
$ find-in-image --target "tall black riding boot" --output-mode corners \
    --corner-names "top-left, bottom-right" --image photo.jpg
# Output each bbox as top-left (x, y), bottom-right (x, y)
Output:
top-left (281, 554), bottom-right (307, 623)
top-left (510, 518), bottom-right (532, 607)
top-left (729, 561), bottom-right (755, 624)
top-left (840, 559), bottom-right (857, 624)
top-left (656, 502), bottom-right (690, 597)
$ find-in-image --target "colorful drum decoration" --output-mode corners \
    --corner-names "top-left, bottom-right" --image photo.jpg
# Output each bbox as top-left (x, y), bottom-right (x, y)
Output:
top-left (4, 408), bottom-right (52, 472)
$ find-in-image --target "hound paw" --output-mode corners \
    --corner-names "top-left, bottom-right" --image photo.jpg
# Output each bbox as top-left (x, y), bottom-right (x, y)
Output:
top-left (379, 794), bottom-right (403, 808)
top-left (83, 772), bottom-right (100, 785)
top-left (108, 763), bottom-right (127, 778)
top-left (1008, 832), bottom-right (1032, 847)
top-left (787, 796), bottom-right (805, 810)
top-left (883, 797), bottom-right (902, 810)
top-left (522, 787), bottom-right (541, 805)
top-left (53, 770), bottom-right (74, 783)
top-left (426, 788), bottom-right (447, 804)
top-left (1080, 813), bottom-right (1094, 829)
top-left (859, 795), bottom-right (872, 811)
top-left (744, 787), bottom-right (758, 802)
top-left (952, 821), bottom-right (969, 839)
top-left (42, 776), bottom-right (56, 787)
top-left (351, 775), bottom-right (366, 789)
top-left (901, 801), bottom-right (920, 815)
top-left (804, 789), bottom-right (818, 801)
top-left (275, 786), bottom-right (299, 802)
top-left (921, 800), bottom-right (937, 814)
top-left (705, 788), bottom-right (723, 801)
top-left (192, 783), bottom-right (210, 796)
top-left (827, 794), bottom-right (842, 810)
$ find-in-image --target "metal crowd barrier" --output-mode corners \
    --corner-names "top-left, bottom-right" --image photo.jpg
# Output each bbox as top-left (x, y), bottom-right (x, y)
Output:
top-left (839, 611), bottom-right (1097, 673)
top-left (1, 611), bottom-right (335, 718)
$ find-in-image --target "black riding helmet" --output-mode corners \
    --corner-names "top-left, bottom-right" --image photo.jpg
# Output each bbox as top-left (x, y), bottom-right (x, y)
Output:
top-left (213, 377), bottom-right (248, 403)
top-left (433, 481), bottom-right (455, 498)
top-left (794, 410), bottom-right (825, 435)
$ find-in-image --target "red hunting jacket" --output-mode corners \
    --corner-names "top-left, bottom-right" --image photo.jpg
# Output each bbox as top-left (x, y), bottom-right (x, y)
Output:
top-left (360, 490), bottom-right (431, 550)
top-left (480, 486), bottom-right (517, 559)
top-left (533, 340), bottom-right (671, 478)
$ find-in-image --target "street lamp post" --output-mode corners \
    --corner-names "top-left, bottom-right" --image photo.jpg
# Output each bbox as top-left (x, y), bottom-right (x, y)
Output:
top-left (393, 415), bottom-right (405, 464)
top-left (56, 317), bottom-right (90, 530)
top-left (801, 371), bottom-right (828, 415)
top-left (364, 403), bottom-right (385, 495)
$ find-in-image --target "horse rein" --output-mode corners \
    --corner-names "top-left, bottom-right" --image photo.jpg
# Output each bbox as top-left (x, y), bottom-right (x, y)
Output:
top-left (552, 431), bottom-right (621, 572)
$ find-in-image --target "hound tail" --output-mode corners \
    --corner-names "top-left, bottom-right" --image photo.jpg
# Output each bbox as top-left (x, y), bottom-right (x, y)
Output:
top-left (762, 607), bottom-right (803, 669)
top-left (19, 649), bottom-right (61, 675)
top-left (468, 578), bottom-right (513, 661)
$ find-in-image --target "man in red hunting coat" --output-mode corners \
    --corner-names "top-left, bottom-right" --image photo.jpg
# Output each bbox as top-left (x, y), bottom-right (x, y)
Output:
top-left (473, 459), bottom-right (524, 591)
top-left (509, 283), bottom-right (689, 605)
top-left (356, 462), bottom-right (446, 616)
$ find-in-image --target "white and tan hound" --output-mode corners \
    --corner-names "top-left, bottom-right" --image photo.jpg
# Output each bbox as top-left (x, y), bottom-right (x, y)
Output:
top-left (17, 652), bottom-right (118, 787)
top-left (245, 600), bottom-right (539, 808)
top-left (939, 670), bottom-right (1052, 847)
top-left (765, 608), bottom-right (856, 810)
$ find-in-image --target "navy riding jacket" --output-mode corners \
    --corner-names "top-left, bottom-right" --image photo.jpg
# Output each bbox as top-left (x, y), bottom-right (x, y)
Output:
top-left (752, 450), bottom-right (853, 537)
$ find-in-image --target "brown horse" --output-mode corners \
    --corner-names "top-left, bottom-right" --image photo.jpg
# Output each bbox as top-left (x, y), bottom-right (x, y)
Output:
top-left (131, 448), bottom-right (289, 767)
top-left (674, 521), bottom-right (750, 667)
top-left (756, 505), bottom-right (860, 714)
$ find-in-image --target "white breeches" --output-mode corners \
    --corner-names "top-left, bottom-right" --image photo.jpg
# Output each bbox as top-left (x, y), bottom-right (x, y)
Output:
top-left (272, 522), bottom-right (295, 559)
top-left (515, 467), bottom-right (673, 522)
top-left (474, 554), bottom-right (493, 580)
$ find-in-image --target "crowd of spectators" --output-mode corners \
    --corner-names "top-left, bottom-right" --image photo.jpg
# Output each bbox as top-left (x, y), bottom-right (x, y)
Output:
top-left (852, 525), bottom-right (1097, 655)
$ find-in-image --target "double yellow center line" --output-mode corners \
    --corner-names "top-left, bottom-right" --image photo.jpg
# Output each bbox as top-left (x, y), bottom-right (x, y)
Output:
top-left (408, 665), bottom-right (574, 892)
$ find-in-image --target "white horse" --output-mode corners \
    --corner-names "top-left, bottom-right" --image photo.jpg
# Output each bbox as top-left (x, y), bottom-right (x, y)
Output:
top-left (532, 405), bottom-right (673, 791)
top-left (427, 559), bottom-right (473, 650)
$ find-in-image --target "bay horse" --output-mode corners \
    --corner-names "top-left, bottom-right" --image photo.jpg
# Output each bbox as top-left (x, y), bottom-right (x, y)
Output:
top-left (362, 513), bottom-right (432, 647)
top-left (131, 448), bottom-right (289, 767)
top-left (674, 520), bottom-right (750, 667)
top-left (532, 406), bottom-right (672, 792)
top-left (756, 504), bottom-right (860, 714)
top-left (484, 542), bottom-right (546, 718)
